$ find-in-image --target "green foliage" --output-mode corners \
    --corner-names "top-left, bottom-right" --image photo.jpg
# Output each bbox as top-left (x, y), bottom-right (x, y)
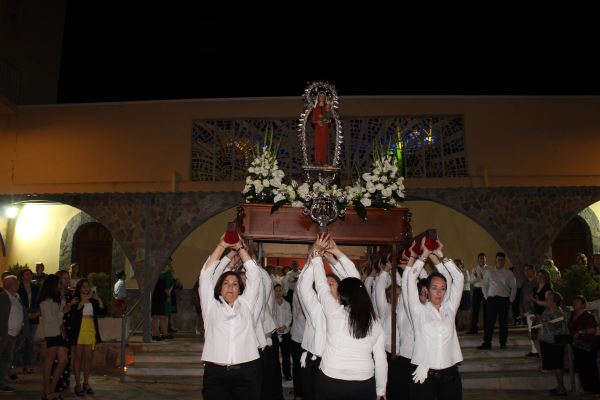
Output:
top-left (555, 264), bottom-right (600, 306)
top-left (88, 272), bottom-right (112, 317)
top-left (6, 262), bottom-right (28, 278)
top-left (354, 201), bottom-right (367, 221)
top-left (270, 199), bottom-right (287, 215)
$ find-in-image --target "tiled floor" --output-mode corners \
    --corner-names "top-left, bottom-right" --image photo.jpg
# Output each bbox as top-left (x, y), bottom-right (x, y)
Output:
top-left (4, 370), bottom-right (598, 400)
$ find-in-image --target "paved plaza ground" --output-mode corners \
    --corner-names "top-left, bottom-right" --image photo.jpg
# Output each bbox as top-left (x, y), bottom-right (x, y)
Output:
top-left (3, 369), bottom-right (599, 400)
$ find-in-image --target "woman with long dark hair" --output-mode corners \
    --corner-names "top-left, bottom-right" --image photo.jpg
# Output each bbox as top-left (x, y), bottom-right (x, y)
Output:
top-left (527, 269), bottom-right (552, 358)
top-left (39, 274), bottom-right (73, 400)
top-left (199, 234), bottom-right (262, 400)
top-left (406, 238), bottom-right (464, 400)
top-left (297, 250), bottom-right (343, 400)
top-left (311, 234), bottom-right (387, 400)
top-left (68, 278), bottom-right (104, 396)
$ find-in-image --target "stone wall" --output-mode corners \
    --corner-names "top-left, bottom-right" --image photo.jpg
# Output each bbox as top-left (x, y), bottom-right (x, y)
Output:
top-left (3, 186), bottom-right (600, 338)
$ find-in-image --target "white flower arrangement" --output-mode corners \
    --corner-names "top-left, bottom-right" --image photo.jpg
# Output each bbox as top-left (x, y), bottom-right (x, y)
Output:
top-left (271, 180), bottom-right (347, 215)
top-left (243, 137), bottom-right (405, 220)
top-left (242, 134), bottom-right (284, 203)
top-left (360, 153), bottom-right (405, 209)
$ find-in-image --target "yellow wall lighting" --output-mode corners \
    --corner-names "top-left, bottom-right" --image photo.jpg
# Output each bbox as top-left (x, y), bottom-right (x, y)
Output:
top-left (14, 204), bottom-right (50, 241)
top-left (5, 206), bottom-right (19, 219)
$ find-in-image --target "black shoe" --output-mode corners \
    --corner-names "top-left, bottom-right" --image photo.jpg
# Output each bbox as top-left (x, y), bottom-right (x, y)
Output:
top-left (477, 343), bottom-right (491, 350)
top-left (525, 352), bottom-right (540, 358)
top-left (0, 386), bottom-right (16, 392)
top-left (162, 334), bottom-right (174, 340)
top-left (152, 336), bottom-right (163, 341)
top-left (9, 373), bottom-right (18, 381)
top-left (500, 344), bottom-right (507, 349)
top-left (168, 327), bottom-right (179, 333)
top-left (549, 388), bottom-right (567, 396)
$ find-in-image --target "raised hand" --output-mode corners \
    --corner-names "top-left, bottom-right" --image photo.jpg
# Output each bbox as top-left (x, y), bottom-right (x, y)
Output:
top-left (315, 233), bottom-right (331, 254)
top-left (432, 239), bottom-right (444, 258)
top-left (409, 240), bottom-right (419, 259)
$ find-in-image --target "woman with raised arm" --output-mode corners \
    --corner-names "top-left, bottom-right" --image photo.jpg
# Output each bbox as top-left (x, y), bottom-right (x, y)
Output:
top-left (311, 234), bottom-right (387, 400)
top-left (198, 234), bottom-right (262, 400)
top-left (297, 255), bottom-right (338, 400)
top-left (406, 238), bottom-right (464, 400)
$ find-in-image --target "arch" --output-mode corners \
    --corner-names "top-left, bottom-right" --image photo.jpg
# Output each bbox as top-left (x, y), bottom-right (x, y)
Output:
top-left (405, 193), bottom-right (513, 262)
top-left (72, 222), bottom-right (113, 277)
top-left (59, 212), bottom-right (127, 280)
top-left (0, 231), bottom-right (5, 257)
top-left (551, 215), bottom-right (592, 270)
top-left (577, 207), bottom-right (600, 254)
top-left (161, 193), bottom-right (242, 270)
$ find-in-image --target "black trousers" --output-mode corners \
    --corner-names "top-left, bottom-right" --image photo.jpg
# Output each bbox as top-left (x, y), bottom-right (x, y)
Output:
top-left (290, 340), bottom-right (304, 397)
top-left (471, 287), bottom-right (486, 332)
top-left (259, 345), bottom-right (284, 400)
top-left (202, 359), bottom-right (261, 400)
top-left (409, 364), bottom-right (462, 400)
top-left (284, 290), bottom-right (294, 308)
top-left (511, 287), bottom-right (522, 322)
top-left (316, 370), bottom-right (376, 400)
top-left (387, 354), bottom-right (411, 400)
top-left (573, 348), bottom-right (600, 394)
top-left (276, 333), bottom-right (292, 379)
top-left (483, 296), bottom-right (509, 346)
top-left (302, 352), bottom-right (321, 400)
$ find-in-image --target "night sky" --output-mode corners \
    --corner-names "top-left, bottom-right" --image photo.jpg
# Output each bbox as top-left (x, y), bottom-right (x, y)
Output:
top-left (56, 4), bottom-right (600, 103)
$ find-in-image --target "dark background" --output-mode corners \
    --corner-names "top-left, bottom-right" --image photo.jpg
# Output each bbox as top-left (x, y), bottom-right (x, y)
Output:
top-left (57, 4), bottom-right (600, 103)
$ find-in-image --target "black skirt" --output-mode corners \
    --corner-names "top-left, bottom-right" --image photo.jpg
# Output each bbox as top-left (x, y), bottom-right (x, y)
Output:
top-left (45, 335), bottom-right (69, 348)
top-left (540, 341), bottom-right (565, 370)
top-left (459, 291), bottom-right (472, 310)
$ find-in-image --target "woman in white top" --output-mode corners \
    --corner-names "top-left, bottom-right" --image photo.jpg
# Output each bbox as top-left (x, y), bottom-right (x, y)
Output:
top-left (297, 256), bottom-right (336, 400)
top-left (68, 278), bottom-right (104, 396)
top-left (199, 234), bottom-right (262, 400)
top-left (312, 234), bottom-right (387, 400)
top-left (39, 274), bottom-right (74, 400)
top-left (406, 238), bottom-right (464, 400)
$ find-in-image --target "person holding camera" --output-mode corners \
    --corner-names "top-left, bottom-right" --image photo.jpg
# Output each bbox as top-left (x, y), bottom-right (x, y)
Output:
top-left (67, 279), bottom-right (104, 396)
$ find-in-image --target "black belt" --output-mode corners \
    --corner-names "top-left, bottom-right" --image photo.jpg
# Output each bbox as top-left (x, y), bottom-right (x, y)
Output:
top-left (428, 365), bottom-right (457, 376)
top-left (205, 360), bottom-right (254, 370)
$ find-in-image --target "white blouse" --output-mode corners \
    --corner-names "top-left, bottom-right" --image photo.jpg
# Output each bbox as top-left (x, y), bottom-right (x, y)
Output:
top-left (313, 257), bottom-right (387, 397)
top-left (199, 258), bottom-right (261, 365)
top-left (297, 261), bottom-right (327, 357)
top-left (40, 298), bottom-right (66, 338)
top-left (82, 302), bottom-right (94, 316)
top-left (364, 276), bottom-right (378, 318)
top-left (374, 270), bottom-right (402, 354)
top-left (407, 259), bottom-right (464, 370)
top-left (290, 290), bottom-right (306, 343)
top-left (273, 299), bottom-right (292, 335)
top-left (259, 266), bottom-right (277, 336)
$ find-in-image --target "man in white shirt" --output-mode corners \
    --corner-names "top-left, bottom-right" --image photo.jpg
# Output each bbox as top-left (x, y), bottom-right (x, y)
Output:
top-left (0, 275), bottom-right (27, 393)
top-left (478, 252), bottom-right (517, 350)
top-left (284, 261), bottom-right (300, 305)
top-left (113, 271), bottom-right (127, 315)
top-left (468, 253), bottom-right (491, 334)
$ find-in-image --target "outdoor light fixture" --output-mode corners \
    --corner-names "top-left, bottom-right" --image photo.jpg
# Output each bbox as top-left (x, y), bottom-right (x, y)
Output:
top-left (5, 206), bottom-right (18, 219)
